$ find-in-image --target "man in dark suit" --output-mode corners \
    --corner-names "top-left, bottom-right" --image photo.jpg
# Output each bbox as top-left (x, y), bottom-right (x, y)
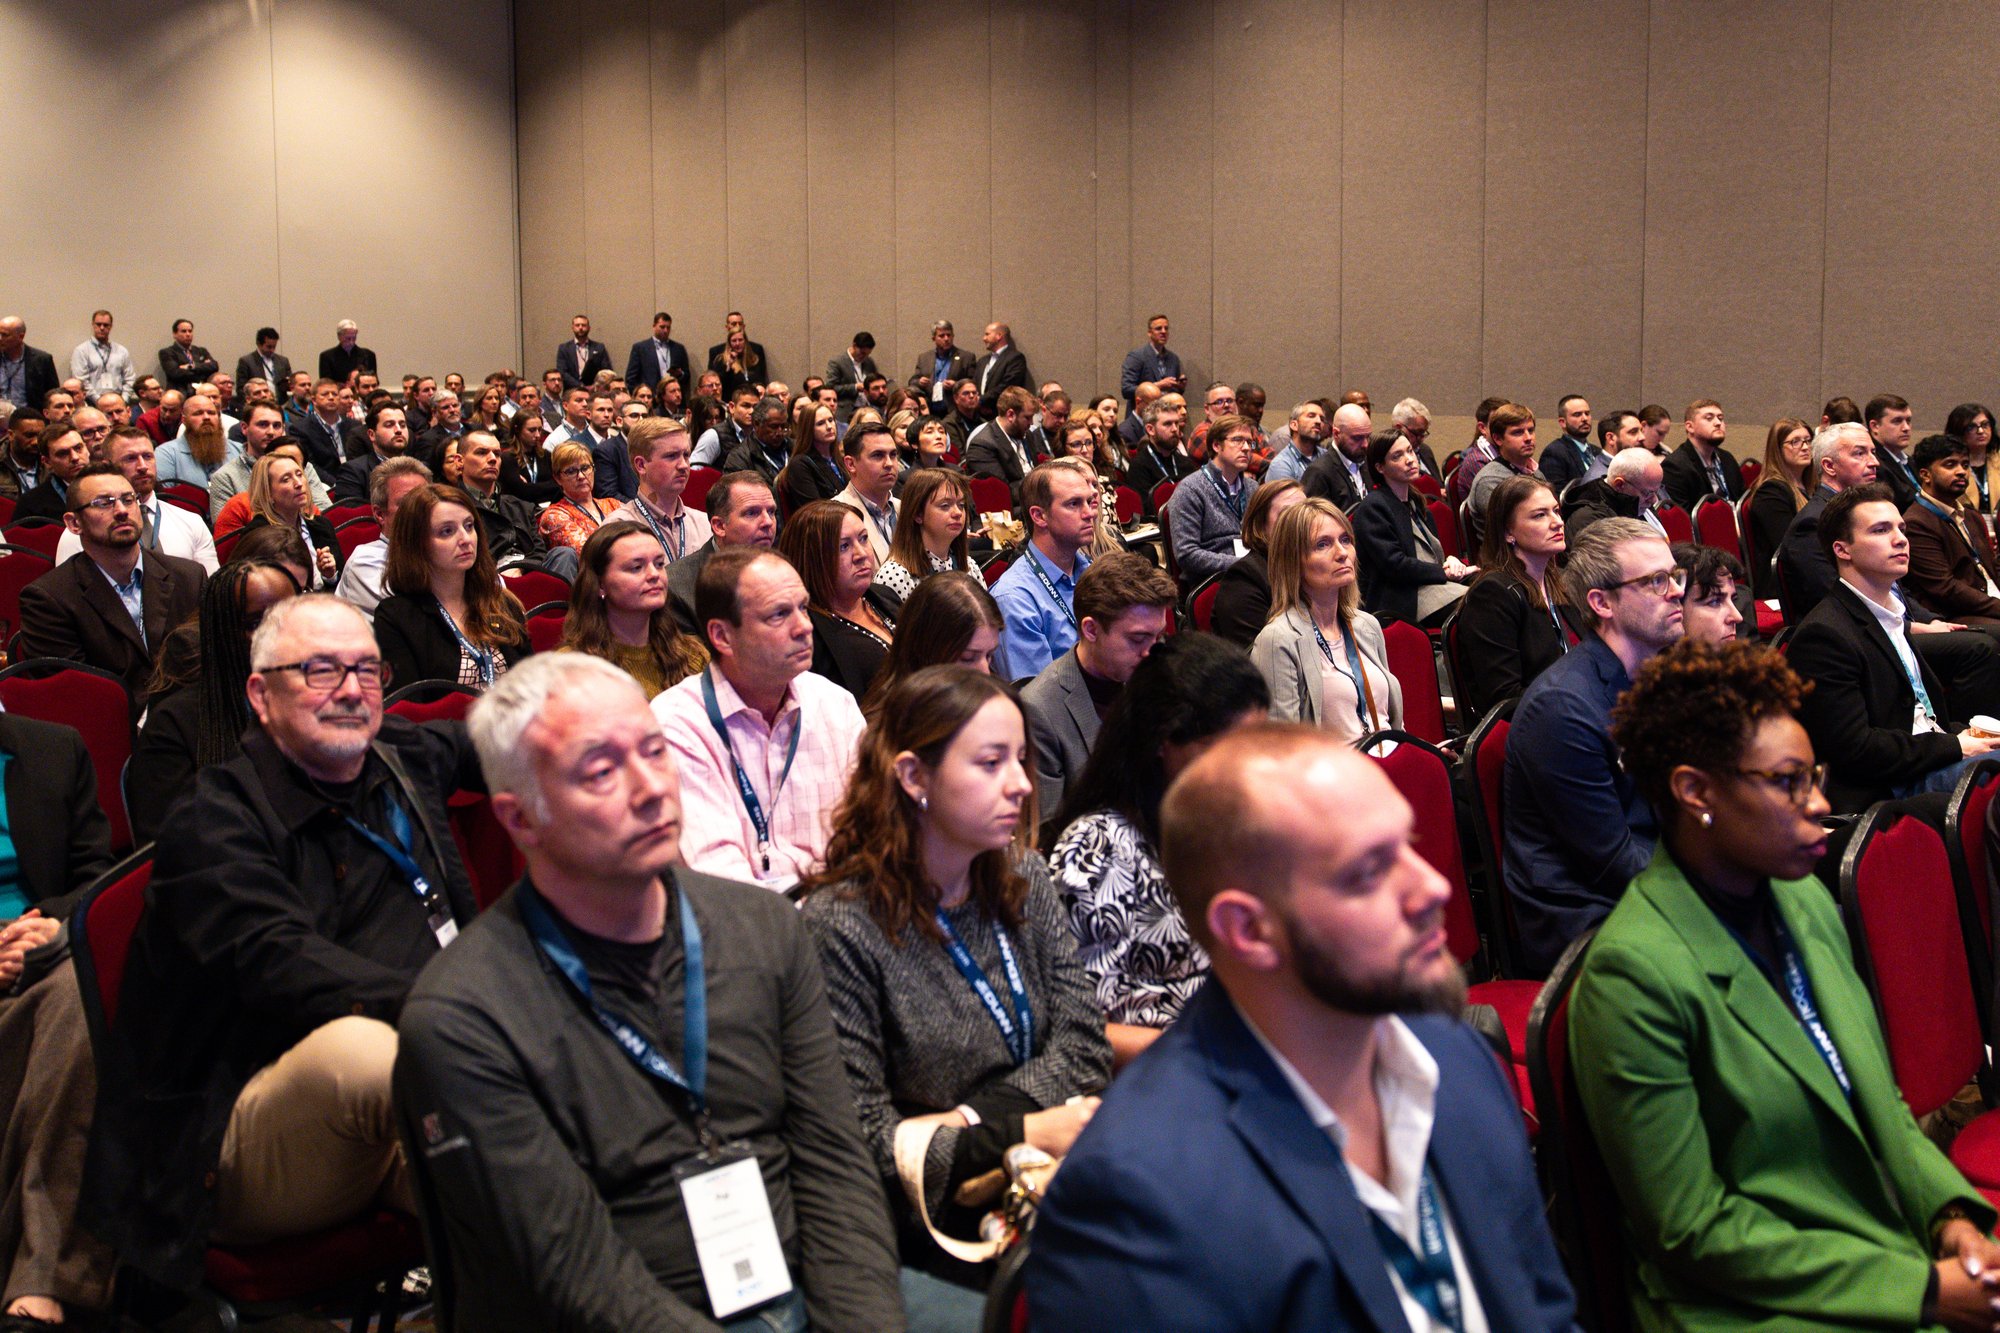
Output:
top-left (909, 319), bottom-right (976, 416)
top-left (822, 331), bottom-right (879, 423)
top-left (972, 321), bottom-right (1031, 419)
top-left (1302, 402), bottom-right (1374, 512)
top-left (963, 386), bottom-right (1038, 505)
top-left (232, 327), bottom-right (291, 400)
top-left (704, 311), bottom-right (767, 377)
top-left (1865, 392), bottom-right (1921, 512)
top-left (298, 377), bottom-right (364, 484)
top-left (557, 314), bottom-right (613, 391)
top-left (943, 379), bottom-right (984, 454)
top-left (1778, 422), bottom-right (1878, 620)
top-left (1904, 433), bottom-right (2000, 628)
top-left (12, 423), bottom-right (93, 523)
top-left (1029, 724), bottom-right (1576, 1332)
top-left (666, 473), bottom-right (777, 636)
top-left (332, 402), bottom-right (412, 507)
top-left (1119, 313), bottom-right (1185, 404)
top-left (0, 318), bottom-right (60, 417)
top-left (1659, 398), bottom-right (1743, 512)
top-left (17, 463), bottom-right (206, 712)
top-left (316, 320), bottom-right (376, 383)
top-left (621, 311), bottom-right (688, 395)
top-left (158, 319), bottom-right (219, 394)
top-left (1125, 397), bottom-right (1193, 518)
top-left (721, 397), bottom-right (791, 487)
top-left (1535, 394), bottom-right (1607, 495)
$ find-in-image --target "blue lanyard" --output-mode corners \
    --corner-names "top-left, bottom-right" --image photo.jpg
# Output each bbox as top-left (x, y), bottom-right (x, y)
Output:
top-left (1882, 590), bottom-right (1939, 722)
top-left (700, 668), bottom-right (801, 876)
top-left (1367, 1171), bottom-right (1464, 1333)
top-left (1719, 908), bottom-right (1852, 1100)
top-left (434, 596), bottom-right (495, 686)
top-left (635, 495), bottom-right (688, 560)
top-left (517, 879), bottom-right (717, 1145)
top-left (1310, 618), bottom-right (1376, 734)
top-left (933, 908), bottom-right (1033, 1065)
top-left (1024, 547), bottom-right (1080, 631)
top-left (342, 793), bottom-right (447, 919)
top-left (1203, 464), bottom-right (1245, 519)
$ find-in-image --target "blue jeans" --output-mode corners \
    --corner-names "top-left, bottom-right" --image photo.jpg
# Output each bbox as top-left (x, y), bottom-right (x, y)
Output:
top-left (1892, 751), bottom-right (1978, 799)
top-left (721, 1288), bottom-right (808, 1333)
top-left (899, 1265), bottom-right (987, 1333)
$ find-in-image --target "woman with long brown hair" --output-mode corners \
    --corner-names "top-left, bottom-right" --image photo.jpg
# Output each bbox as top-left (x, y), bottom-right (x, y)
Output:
top-left (557, 520), bottom-right (706, 697)
top-left (372, 483), bottom-right (530, 688)
top-left (1746, 416), bottom-right (1814, 597)
top-left (862, 571), bottom-right (1006, 719)
top-left (498, 408), bottom-right (558, 503)
top-left (800, 666), bottom-right (1110, 1310)
top-left (1456, 473), bottom-right (1576, 716)
top-left (779, 400), bottom-right (845, 512)
top-left (777, 499), bottom-right (898, 699)
top-left (708, 327), bottom-right (761, 401)
top-left (875, 467), bottom-right (973, 608)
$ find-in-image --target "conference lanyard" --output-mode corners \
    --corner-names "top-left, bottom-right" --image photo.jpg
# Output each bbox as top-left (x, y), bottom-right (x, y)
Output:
top-left (560, 498), bottom-right (605, 534)
top-left (1876, 590), bottom-right (1940, 723)
top-left (342, 793), bottom-right (457, 948)
top-left (1720, 910), bottom-right (1852, 1100)
top-left (635, 495), bottom-right (688, 561)
top-left (517, 878), bottom-right (717, 1149)
top-left (1311, 619), bottom-right (1378, 734)
top-left (1025, 549), bottom-right (1080, 631)
top-left (933, 908), bottom-right (1033, 1066)
top-left (1203, 464), bottom-right (1245, 520)
top-left (433, 596), bottom-right (495, 686)
top-left (1367, 1171), bottom-right (1464, 1333)
top-left (700, 667), bottom-right (801, 877)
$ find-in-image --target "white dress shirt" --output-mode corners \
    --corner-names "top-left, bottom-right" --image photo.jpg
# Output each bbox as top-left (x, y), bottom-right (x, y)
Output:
top-left (335, 538), bottom-right (390, 618)
top-left (57, 496), bottom-right (217, 573)
top-left (1840, 578), bottom-right (1945, 735)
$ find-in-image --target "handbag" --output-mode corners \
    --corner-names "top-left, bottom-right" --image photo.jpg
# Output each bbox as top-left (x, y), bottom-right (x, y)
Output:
top-left (892, 1119), bottom-right (1064, 1262)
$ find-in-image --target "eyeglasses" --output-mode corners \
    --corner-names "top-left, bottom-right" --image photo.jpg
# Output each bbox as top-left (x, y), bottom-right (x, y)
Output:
top-left (560, 464), bottom-right (594, 478)
top-left (1732, 762), bottom-right (1827, 810)
top-left (1607, 567), bottom-right (1688, 598)
top-left (260, 658), bottom-right (392, 691)
top-left (79, 493), bottom-right (140, 512)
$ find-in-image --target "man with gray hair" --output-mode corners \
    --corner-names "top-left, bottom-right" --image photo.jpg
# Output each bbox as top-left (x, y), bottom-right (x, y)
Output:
top-left (1563, 445), bottom-right (1669, 544)
top-left (1389, 396), bottom-right (1441, 483)
top-left (394, 653), bottom-right (903, 1332)
top-left (318, 318), bottom-right (376, 384)
top-left (1778, 421), bottom-right (1879, 619)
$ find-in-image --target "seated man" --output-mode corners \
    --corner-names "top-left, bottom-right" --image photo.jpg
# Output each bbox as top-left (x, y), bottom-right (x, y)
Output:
top-left (653, 549), bottom-right (865, 892)
top-left (1505, 519), bottom-right (1680, 976)
top-left (54, 427), bottom-right (218, 573)
top-left (1023, 551), bottom-right (1175, 814)
top-left (11, 422), bottom-right (91, 523)
top-left (991, 459), bottom-right (1101, 680)
top-left (608, 418), bottom-right (712, 566)
top-left (1903, 432), bottom-right (2000, 630)
top-left (395, 654), bottom-right (903, 1331)
top-left (1790, 484), bottom-right (2000, 810)
top-left (1562, 445), bottom-right (1668, 544)
top-left (330, 401), bottom-right (410, 507)
top-left (79, 595), bottom-right (481, 1292)
top-left (665, 471), bottom-right (777, 637)
top-left (456, 429), bottom-right (574, 578)
top-left (1164, 413), bottom-right (1260, 586)
top-left (333, 456), bottom-right (432, 619)
top-left (1778, 422), bottom-right (1878, 619)
top-left (1029, 723), bottom-right (1576, 1331)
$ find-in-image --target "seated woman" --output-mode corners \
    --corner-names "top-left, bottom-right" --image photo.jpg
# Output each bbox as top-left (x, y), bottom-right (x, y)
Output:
top-left (1350, 429), bottom-right (1471, 626)
top-left (1058, 414), bottom-right (1129, 560)
top-left (437, 437), bottom-right (464, 487)
top-left (1048, 633), bottom-right (1267, 1068)
top-left (1210, 477), bottom-right (1302, 646)
top-left (875, 468), bottom-right (972, 608)
top-left (1572, 640), bottom-right (2000, 1330)
top-left (1745, 416), bottom-right (1814, 598)
top-left (1947, 402), bottom-right (1999, 521)
top-left (373, 482), bottom-right (531, 688)
top-left (223, 521), bottom-right (315, 589)
top-left (862, 571), bottom-right (1006, 719)
top-left (129, 558), bottom-right (302, 843)
top-left (556, 520), bottom-right (706, 697)
top-left (776, 500), bottom-right (898, 699)
top-left (498, 409), bottom-right (558, 503)
top-left (235, 451), bottom-right (340, 589)
top-left (896, 414), bottom-right (954, 491)
top-left (1250, 498), bottom-right (1403, 745)
top-left (1456, 474), bottom-right (1575, 717)
top-left (801, 667), bottom-right (1111, 1320)
top-left (779, 400), bottom-right (845, 513)
top-left (536, 441), bottom-right (619, 553)
top-left (1675, 541), bottom-right (1748, 648)
top-left (214, 441), bottom-right (326, 539)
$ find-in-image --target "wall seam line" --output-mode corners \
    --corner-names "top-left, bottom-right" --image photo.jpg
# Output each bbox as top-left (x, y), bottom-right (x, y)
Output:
top-left (266, 6), bottom-right (283, 346)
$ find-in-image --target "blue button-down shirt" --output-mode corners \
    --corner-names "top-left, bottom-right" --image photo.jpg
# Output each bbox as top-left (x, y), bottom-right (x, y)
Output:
top-left (99, 552), bottom-right (147, 648)
top-left (991, 541), bottom-right (1091, 680)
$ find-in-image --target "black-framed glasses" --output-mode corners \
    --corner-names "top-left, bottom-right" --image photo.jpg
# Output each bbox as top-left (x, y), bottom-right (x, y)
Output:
top-left (260, 658), bottom-right (391, 691)
top-left (1608, 567), bottom-right (1688, 598)
top-left (560, 464), bottom-right (594, 478)
top-left (1733, 762), bottom-right (1827, 810)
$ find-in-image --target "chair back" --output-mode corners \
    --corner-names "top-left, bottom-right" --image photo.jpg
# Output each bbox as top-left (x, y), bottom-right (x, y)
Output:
top-left (1693, 497), bottom-right (1741, 558)
top-left (1379, 618), bottom-right (1444, 744)
top-left (1157, 502), bottom-right (1181, 585)
top-left (213, 527), bottom-right (244, 564)
top-left (1842, 806), bottom-right (1987, 1116)
top-left (1411, 471), bottom-right (1442, 498)
top-left (499, 567), bottom-right (571, 610)
top-left (1363, 733), bottom-right (1479, 966)
top-left (1738, 459), bottom-right (1762, 489)
top-left (1656, 503), bottom-right (1694, 544)
top-left (1188, 573), bottom-right (1221, 633)
top-left (386, 680), bottom-right (480, 720)
top-left (1427, 496), bottom-right (1461, 561)
top-left (979, 1240), bottom-right (1032, 1333)
top-left (1735, 490), bottom-right (1761, 577)
top-left (0, 544), bottom-right (54, 645)
top-left (1113, 485), bottom-right (1141, 526)
top-left (67, 844), bottom-right (155, 1038)
top-left (1525, 929), bottom-right (1630, 1333)
top-left (157, 481), bottom-right (210, 510)
top-left (1150, 479), bottom-right (1177, 513)
top-left (1443, 450), bottom-right (1463, 477)
top-left (2, 522), bottom-right (62, 560)
top-left (968, 476), bottom-right (1014, 517)
top-left (524, 601), bottom-right (568, 654)
top-left (333, 515), bottom-right (381, 560)
top-left (683, 465), bottom-right (720, 511)
top-left (321, 503), bottom-right (373, 529)
top-left (158, 492), bottom-right (208, 522)
top-left (1460, 697), bottom-right (1523, 976)
top-left (0, 493), bottom-right (15, 525)
top-left (1439, 602), bottom-right (1469, 715)
top-left (0, 659), bottom-right (134, 849)
top-left (1949, 758), bottom-right (2000, 970)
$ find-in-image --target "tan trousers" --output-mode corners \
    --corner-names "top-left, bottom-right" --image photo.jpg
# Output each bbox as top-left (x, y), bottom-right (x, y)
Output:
top-left (212, 1016), bottom-right (415, 1245)
top-left (0, 961), bottom-right (116, 1310)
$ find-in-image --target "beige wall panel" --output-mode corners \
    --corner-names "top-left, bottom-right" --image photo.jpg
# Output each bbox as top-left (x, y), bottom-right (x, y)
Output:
top-left (516, 0), bottom-right (588, 370)
top-left (570, 0), bottom-right (657, 360)
top-left (989, 0), bottom-right (1100, 397)
top-left (1340, 0), bottom-right (1485, 414)
top-left (1642, 1), bottom-right (1828, 427)
top-left (1482, 0), bottom-right (1646, 416)
top-left (803, 0), bottom-right (899, 384)
top-left (1092, 0), bottom-right (1135, 397)
top-left (1210, 0), bottom-right (1342, 418)
top-left (891, 0), bottom-right (992, 386)
top-left (1128, 0), bottom-right (1216, 395)
top-left (1823, 0), bottom-right (2000, 424)
top-left (648, 0), bottom-right (732, 366)
top-left (721, 0), bottom-right (810, 387)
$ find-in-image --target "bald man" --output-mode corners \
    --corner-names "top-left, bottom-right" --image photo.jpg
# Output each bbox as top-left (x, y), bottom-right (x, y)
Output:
top-left (1302, 403), bottom-right (1374, 510)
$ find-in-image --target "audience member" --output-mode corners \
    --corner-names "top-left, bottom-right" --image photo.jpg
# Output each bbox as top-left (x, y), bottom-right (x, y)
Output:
top-left (1445, 395), bottom-right (1510, 514)
top-left (666, 471), bottom-right (776, 636)
top-left (0, 317), bottom-right (60, 420)
top-left (535, 440), bottom-right (619, 554)
top-left (333, 456), bottom-right (432, 619)
top-left (832, 420), bottom-right (902, 565)
top-left (608, 416), bottom-right (713, 571)
top-left (224, 521), bottom-right (315, 589)
top-left (1465, 402), bottom-right (1540, 545)
top-left (1867, 392), bottom-right (1920, 511)
top-left (1535, 393), bottom-right (1605, 493)
top-left (1562, 444), bottom-right (1669, 544)
top-left (411, 389), bottom-right (466, 471)
top-left (1120, 314), bottom-right (1184, 403)
top-left (965, 386), bottom-right (1039, 504)
top-left (0, 409), bottom-right (44, 498)
top-left (778, 499), bottom-right (898, 700)
top-left (297, 378), bottom-right (361, 481)
top-left (373, 483), bottom-right (530, 688)
top-left (1252, 499), bottom-right (1403, 744)
top-left (69, 310), bottom-right (134, 397)
top-left (780, 399), bottom-right (845, 512)
top-left (875, 467), bottom-right (973, 609)
top-left (911, 320), bottom-right (976, 416)
top-left (1504, 517), bottom-right (1680, 976)
top-left (1165, 413), bottom-right (1260, 586)
top-left (1779, 421), bottom-right (1879, 619)
top-left (1637, 402), bottom-right (1674, 451)
top-left (331, 401), bottom-right (410, 506)
top-left (1352, 430), bottom-right (1470, 626)
top-left (1302, 402), bottom-right (1373, 511)
top-left (1660, 397), bottom-right (1742, 511)
top-left (1903, 432), bottom-right (2000, 628)
top-left (1124, 393), bottom-right (1191, 516)
top-left (895, 414), bottom-right (954, 494)
top-left (654, 548), bottom-right (865, 890)
top-left (1457, 474), bottom-right (1576, 718)
top-left (208, 403), bottom-right (325, 520)
top-left (317, 318), bottom-right (376, 381)
top-left (557, 521), bottom-right (707, 698)
top-left (723, 395), bottom-right (790, 485)
top-left (1210, 477), bottom-right (1303, 647)
top-left (800, 667), bottom-right (1110, 1318)
top-left (154, 389), bottom-right (240, 488)
top-left (1744, 417), bottom-right (1815, 597)
top-left (1573, 640), bottom-right (2000, 1331)
top-left (229, 327), bottom-right (288, 404)
top-left (1947, 401), bottom-right (1999, 517)
top-left (1029, 723), bottom-right (1575, 1332)
top-left (1672, 542), bottom-right (1747, 647)
top-left (53, 426), bottom-right (217, 573)
top-left (15, 423), bottom-right (93, 527)
top-left (234, 452), bottom-right (340, 589)
top-left (457, 429), bottom-right (565, 575)
top-left (862, 573), bottom-right (1006, 721)
top-left (497, 406), bottom-right (557, 502)
top-left (991, 460), bottom-right (1100, 680)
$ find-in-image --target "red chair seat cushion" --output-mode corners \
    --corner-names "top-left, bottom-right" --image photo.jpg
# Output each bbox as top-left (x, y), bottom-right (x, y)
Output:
top-left (1949, 1109), bottom-right (2000, 1188)
top-left (1468, 978), bottom-right (1540, 1062)
top-left (1755, 603), bottom-right (1785, 636)
top-left (204, 1210), bottom-right (422, 1304)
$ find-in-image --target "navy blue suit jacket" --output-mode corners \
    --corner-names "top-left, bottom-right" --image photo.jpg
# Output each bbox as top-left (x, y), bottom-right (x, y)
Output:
top-left (1027, 983), bottom-right (1577, 1332)
top-left (623, 337), bottom-right (688, 393)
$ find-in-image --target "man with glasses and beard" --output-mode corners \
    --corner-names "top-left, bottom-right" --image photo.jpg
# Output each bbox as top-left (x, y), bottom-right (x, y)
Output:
top-left (1029, 724), bottom-right (1575, 1331)
top-left (155, 390), bottom-right (240, 487)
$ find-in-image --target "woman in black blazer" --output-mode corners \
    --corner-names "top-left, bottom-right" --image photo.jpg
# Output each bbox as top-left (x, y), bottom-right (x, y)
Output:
top-left (1455, 473), bottom-right (1576, 717)
top-left (779, 402), bottom-right (846, 514)
top-left (1210, 477), bottom-right (1302, 645)
top-left (1745, 417), bottom-right (1813, 598)
top-left (498, 410), bottom-right (561, 504)
top-left (776, 500), bottom-right (896, 700)
top-left (238, 452), bottom-right (341, 589)
top-left (372, 483), bottom-right (531, 689)
top-left (1350, 433), bottom-right (1471, 626)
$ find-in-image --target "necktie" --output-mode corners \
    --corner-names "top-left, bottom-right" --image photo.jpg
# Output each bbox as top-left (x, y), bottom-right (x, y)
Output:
top-left (141, 503), bottom-right (158, 551)
top-left (981, 355), bottom-right (996, 393)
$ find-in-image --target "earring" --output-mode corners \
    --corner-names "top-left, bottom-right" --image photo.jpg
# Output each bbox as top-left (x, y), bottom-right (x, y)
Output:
top-left (1699, 810), bottom-right (1713, 828)
top-left (918, 794), bottom-right (929, 813)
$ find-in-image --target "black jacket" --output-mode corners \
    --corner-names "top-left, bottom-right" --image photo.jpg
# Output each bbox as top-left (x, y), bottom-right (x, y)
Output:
top-left (1660, 440), bottom-right (1744, 513)
top-left (557, 339), bottom-right (613, 391)
top-left (159, 343), bottom-right (219, 394)
top-left (18, 549), bottom-right (206, 712)
top-left (1, 712), bottom-right (113, 920)
top-left (81, 720), bottom-right (481, 1288)
top-left (623, 337), bottom-right (689, 393)
top-left (6, 346), bottom-right (61, 413)
top-left (973, 346), bottom-right (1031, 418)
top-left (1124, 442), bottom-right (1189, 519)
top-left (1351, 488), bottom-right (1449, 626)
top-left (1301, 447), bottom-right (1367, 511)
top-left (373, 593), bottom-right (531, 689)
top-left (317, 343), bottom-right (377, 383)
top-left (238, 513), bottom-right (342, 588)
top-left (807, 603), bottom-right (892, 700)
top-left (231, 351), bottom-right (292, 396)
top-left (1776, 487), bottom-right (1836, 621)
top-left (963, 422), bottom-right (1031, 506)
top-left (1744, 480), bottom-right (1800, 599)
top-left (12, 478), bottom-right (67, 524)
top-left (1455, 568), bottom-right (1577, 718)
top-left (1561, 477), bottom-right (1642, 545)
top-left (1209, 551), bottom-right (1271, 647)
top-left (499, 448), bottom-right (560, 504)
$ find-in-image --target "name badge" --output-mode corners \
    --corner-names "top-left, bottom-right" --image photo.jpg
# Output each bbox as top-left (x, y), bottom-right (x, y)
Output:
top-left (674, 1146), bottom-right (794, 1319)
top-left (428, 911), bottom-right (459, 949)
top-left (1232, 538), bottom-right (1249, 559)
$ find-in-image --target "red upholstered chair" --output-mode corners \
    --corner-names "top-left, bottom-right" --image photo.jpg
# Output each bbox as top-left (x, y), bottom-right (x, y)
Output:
top-left (1693, 497), bottom-right (1741, 558)
top-left (968, 476), bottom-right (1014, 517)
top-left (979, 1240), bottom-right (1032, 1333)
top-left (980, 552), bottom-right (1012, 588)
top-left (1946, 759), bottom-right (2000, 1037)
top-left (333, 515), bottom-right (381, 561)
top-left (1188, 573), bottom-right (1221, 633)
top-left (0, 493), bottom-right (16, 525)
top-left (158, 491), bottom-right (209, 523)
top-left (0, 544), bottom-right (54, 643)
top-left (1438, 603), bottom-right (1469, 715)
top-left (1734, 491), bottom-right (1760, 572)
top-left (2, 522), bottom-right (63, 560)
top-left (1460, 698), bottom-right (1526, 978)
top-left (1379, 618), bottom-right (1445, 744)
top-left (0, 659), bottom-right (134, 849)
top-left (1843, 808), bottom-right (2000, 1197)
top-left (1411, 471), bottom-right (1442, 498)
top-left (1738, 459), bottom-right (1762, 490)
top-left (1113, 485), bottom-right (1142, 526)
top-left (1655, 504), bottom-right (1694, 545)
top-left (1427, 497), bottom-right (1461, 562)
top-left (1525, 929), bottom-right (1630, 1332)
top-left (682, 465), bottom-right (720, 511)
top-left (157, 481), bottom-right (210, 512)
top-left (499, 567), bottom-right (570, 611)
top-left (1443, 451), bottom-right (1463, 478)
top-left (213, 527), bottom-right (243, 564)
top-left (524, 601), bottom-right (568, 654)
top-left (1150, 479), bottom-right (1177, 513)
top-left (321, 503), bottom-right (373, 529)
top-left (386, 684), bottom-right (521, 910)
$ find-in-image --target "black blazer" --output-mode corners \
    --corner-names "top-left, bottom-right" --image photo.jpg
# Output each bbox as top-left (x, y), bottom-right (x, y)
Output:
top-left (317, 343), bottom-right (377, 382)
top-left (667, 540), bottom-right (716, 638)
top-left (557, 339), bottom-right (613, 390)
top-left (159, 343), bottom-right (219, 394)
top-left (373, 593), bottom-right (531, 689)
top-left (232, 351), bottom-right (292, 394)
top-left (238, 513), bottom-right (342, 587)
top-left (1455, 567), bottom-right (1577, 718)
top-left (1776, 487), bottom-right (1836, 621)
top-left (1788, 581), bottom-right (1964, 811)
top-left (17, 550), bottom-right (206, 711)
top-left (127, 684), bottom-right (200, 847)
top-left (1301, 447), bottom-right (1367, 511)
top-left (973, 346), bottom-right (1031, 418)
top-left (0, 712), bottom-right (114, 918)
top-left (499, 449), bottom-right (561, 504)
top-left (9, 346), bottom-right (60, 413)
top-left (780, 453), bottom-right (846, 514)
top-left (1124, 442), bottom-right (1189, 518)
top-left (1209, 550), bottom-right (1271, 647)
top-left (1875, 449), bottom-right (1923, 514)
top-left (806, 603), bottom-right (892, 700)
top-left (911, 346), bottom-right (977, 406)
top-left (1351, 488), bottom-right (1449, 626)
top-left (298, 412), bottom-right (361, 482)
top-left (1745, 480), bottom-right (1801, 599)
top-left (1661, 440), bottom-right (1744, 512)
top-left (11, 478), bottom-right (67, 523)
top-left (964, 422), bottom-right (1030, 501)
top-left (623, 337), bottom-right (689, 393)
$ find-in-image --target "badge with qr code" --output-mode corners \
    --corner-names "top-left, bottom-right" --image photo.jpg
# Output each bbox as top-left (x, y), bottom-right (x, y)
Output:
top-left (674, 1145), bottom-right (793, 1318)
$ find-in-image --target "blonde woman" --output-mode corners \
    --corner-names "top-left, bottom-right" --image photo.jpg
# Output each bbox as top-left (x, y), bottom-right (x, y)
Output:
top-left (238, 450), bottom-right (339, 588)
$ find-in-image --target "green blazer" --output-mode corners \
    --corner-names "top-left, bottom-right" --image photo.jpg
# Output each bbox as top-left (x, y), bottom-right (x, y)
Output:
top-left (1569, 846), bottom-right (1994, 1330)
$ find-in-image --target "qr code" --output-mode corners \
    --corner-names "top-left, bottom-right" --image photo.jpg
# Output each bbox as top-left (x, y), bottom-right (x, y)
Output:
top-left (734, 1259), bottom-right (753, 1282)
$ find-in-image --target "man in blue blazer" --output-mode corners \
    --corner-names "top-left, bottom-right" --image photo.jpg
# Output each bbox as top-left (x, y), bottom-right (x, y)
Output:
top-left (557, 314), bottom-right (613, 391)
top-left (622, 311), bottom-right (688, 395)
top-left (1028, 724), bottom-right (1577, 1333)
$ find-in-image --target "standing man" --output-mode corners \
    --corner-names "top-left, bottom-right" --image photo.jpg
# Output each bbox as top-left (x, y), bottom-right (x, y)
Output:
top-left (56, 427), bottom-right (218, 572)
top-left (610, 419), bottom-right (713, 565)
top-left (974, 321), bottom-right (1031, 419)
top-left (623, 311), bottom-right (689, 396)
top-left (1121, 314), bottom-right (1185, 404)
top-left (1166, 414), bottom-right (1260, 586)
top-left (965, 386), bottom-right (1039, 504)
top-left (823, 332), bottom-right (880, 423)
top-left (558, 315), bottom-right (612, 391)
top-left (1303, 403), bottom-right (1375, 512)
top-left (910, 319), bottom-right (975, 416)
top-left (1536, 394), bottom-right (1606, 493)
top-left (158, 319), bottom-right (218, 394)
top-left (1866, 393), bottom-right (1920, 512)
top-left (317, 319), bottom-right (376, 383)
top-left (0, 318), bottom-right (60, 415)
top-left (234, 328), bottom-right (291, 401)
top-left (69, 311), bottom-right (134, 398)
top-left (830, 421), bottom-right (900, 563)
top-left (1660, 398), bottom-right (1742, 512)
top-left (991, 460), bottom-right (1101, 679)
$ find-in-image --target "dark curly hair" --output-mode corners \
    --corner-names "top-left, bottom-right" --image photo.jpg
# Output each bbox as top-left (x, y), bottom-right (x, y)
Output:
top-left (1610, 639), bottom-right (1809, 818)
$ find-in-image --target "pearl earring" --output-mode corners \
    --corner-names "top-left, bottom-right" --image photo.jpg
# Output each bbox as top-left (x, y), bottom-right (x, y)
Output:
top-left (1699, 810), bottom-right (1713, 828)
top-left (918, 794), bottom-right (929, 812)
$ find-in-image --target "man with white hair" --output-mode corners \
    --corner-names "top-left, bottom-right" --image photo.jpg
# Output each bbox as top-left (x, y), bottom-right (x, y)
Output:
top-left (1778, 422), bottom-right (1879, 619)
top-left (1302, 402), bottom-right (1373, 510)
top-left (1264, 399), bottom-right (1329, 484)
top-left (317, 319), bottom-right (376, 384)
top-left (69, 310), bottom-right (134, 397)
top-left (1564, 446), bottom-right (1669, 544)
top-left (394, 653), bottom-right (904, 1332)
top-left (0, 317), bottom-right (61, 413)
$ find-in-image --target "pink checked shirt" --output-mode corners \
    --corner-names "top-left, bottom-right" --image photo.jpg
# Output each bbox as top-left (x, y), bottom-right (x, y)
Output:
top-left (652, 667), bottom-right (866, 890)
